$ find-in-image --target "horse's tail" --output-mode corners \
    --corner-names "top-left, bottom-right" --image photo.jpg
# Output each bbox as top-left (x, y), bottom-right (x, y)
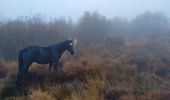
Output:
top-left (18, 52), bottom-right (23, 72)
top-left (16, 51), bottom-right (24, 88)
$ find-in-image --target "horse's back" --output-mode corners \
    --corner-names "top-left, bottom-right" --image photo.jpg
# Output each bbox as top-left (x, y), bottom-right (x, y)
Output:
top-left (20, 45), bottom-right (39, 52)
top-left (19, 46), bottom-right (40, 60)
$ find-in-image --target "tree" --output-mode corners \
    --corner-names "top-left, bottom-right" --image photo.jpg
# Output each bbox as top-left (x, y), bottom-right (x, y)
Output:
top-left (75, 11), bottom-right (111, 44)
top-left (130, 12), bottom-right (169, 37)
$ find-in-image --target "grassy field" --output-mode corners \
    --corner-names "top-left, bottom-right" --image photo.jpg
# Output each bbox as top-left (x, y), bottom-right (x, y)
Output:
top-left (0, 38), bottom-right (170, 100)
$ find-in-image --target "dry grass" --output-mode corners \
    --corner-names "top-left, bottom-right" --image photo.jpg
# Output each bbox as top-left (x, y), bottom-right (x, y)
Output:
top-left (0, 39), bottom-right (170, 100)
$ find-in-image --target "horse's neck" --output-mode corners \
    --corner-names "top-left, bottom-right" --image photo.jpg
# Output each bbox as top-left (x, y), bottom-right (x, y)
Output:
top-left (55, 42), bottom-right (67, 54)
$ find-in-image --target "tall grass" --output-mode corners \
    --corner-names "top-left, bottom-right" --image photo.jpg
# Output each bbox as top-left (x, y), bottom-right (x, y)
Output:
top-left (0, 38), bottom-right (170, 100)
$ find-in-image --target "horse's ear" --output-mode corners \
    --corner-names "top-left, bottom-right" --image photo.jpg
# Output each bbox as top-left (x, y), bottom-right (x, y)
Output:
top-left (66, 38), bottom-right (73, 43)
top-left (66, 38), bottom-right (77, 46)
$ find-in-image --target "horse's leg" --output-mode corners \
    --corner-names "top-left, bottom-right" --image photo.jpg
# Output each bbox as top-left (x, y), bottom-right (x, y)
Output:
top-left (16, 63), bottom-right (29, 88)
top-left (53, 61), bottom-right (59, 70)
top-left (20, 57), bottom-right (33, 86)
top-left (16, 71), bottom-right (23, 88)
top-left (22, 64), bottom-right (29, 79)
top-left (18, 53), bottom-right (23, 72)
top-left (49, 62), bottom-right (53, 70)
top-left (16, 53), bottom-right (24, 88)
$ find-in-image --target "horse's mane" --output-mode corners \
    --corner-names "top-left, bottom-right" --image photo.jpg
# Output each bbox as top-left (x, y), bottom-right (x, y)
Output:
top-left (52, 40), bottom-right (67, 49)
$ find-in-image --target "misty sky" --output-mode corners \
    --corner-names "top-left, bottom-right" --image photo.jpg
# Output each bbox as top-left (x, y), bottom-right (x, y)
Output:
top-left (1, 0), bottom-right (170, 21)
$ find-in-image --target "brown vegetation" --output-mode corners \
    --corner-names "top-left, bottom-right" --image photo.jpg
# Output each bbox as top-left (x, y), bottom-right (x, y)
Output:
top-left (0, 11), bottom-right (170, 100)
top-left (0, 38), bottom-right (170, 100)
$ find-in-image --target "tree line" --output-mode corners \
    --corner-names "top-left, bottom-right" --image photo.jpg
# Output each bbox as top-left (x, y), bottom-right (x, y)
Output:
top-left (0, 11), bottom-right (170, 59)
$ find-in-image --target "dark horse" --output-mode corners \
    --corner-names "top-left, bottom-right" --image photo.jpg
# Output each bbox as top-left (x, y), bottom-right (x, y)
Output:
top-left (16, 38), bottom-right (77, 88)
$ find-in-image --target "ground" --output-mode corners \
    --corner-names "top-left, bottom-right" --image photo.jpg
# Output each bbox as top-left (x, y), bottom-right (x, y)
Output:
top-left (0, 39), bottom-right (170, 100)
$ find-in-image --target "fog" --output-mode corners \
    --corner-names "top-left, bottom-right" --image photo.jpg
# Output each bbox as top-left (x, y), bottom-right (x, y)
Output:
top-left (1, 0), bottom-right (170, 21)
top-left (1, 1), bottom-right (170, 99)
top-left (0, 0), bottom-right (170, 59)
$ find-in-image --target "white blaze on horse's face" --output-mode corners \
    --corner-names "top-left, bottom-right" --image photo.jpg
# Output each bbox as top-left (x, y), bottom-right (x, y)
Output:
top-left (67, 38), bottom-right (77, 47)
top-left (69, 43), bottom-right (73, 46)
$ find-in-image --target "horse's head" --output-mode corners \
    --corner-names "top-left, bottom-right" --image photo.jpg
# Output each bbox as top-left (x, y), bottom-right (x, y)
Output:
top-left (65, 38), bottom-right (77, 55)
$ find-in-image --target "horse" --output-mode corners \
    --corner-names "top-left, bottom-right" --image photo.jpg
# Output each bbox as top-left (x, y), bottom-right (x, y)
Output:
top-left (16, 38), bottom-right (77, 88)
